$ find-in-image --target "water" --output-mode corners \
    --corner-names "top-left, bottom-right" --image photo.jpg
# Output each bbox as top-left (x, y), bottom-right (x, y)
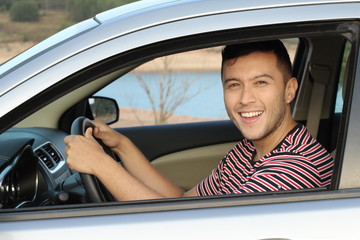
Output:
top-left (95, 72), bottom-right (228, 119)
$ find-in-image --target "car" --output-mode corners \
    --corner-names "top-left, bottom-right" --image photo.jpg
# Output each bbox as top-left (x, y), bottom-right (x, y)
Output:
top-left (0, 0), bottom-right (360, 238)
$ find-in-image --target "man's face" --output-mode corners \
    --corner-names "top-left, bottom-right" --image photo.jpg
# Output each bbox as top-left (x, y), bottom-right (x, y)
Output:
top-left (222, 51), bottom-right (291, 142)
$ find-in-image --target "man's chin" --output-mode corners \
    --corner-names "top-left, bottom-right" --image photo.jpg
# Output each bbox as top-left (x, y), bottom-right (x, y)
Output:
top-left (243, 135), bottom-right (263, 142)
top-left (239, 130), bottom-right (264, 142)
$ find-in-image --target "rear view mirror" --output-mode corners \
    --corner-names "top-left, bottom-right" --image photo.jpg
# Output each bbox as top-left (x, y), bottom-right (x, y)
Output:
top-left (88, 97), bottom-right (119, 125)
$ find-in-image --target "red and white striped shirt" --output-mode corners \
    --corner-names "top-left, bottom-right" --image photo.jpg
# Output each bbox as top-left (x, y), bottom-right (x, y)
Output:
top-left (197, 124), bottom-right (334, 196)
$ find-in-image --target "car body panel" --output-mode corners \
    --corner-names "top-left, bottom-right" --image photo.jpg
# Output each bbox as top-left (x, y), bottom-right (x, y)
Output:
top-left (0, 19), bottom-right (99, 96)
top-left (1, 191), bottom-right (360, 239)
top-left (339, 49), bottom-right (360, 189)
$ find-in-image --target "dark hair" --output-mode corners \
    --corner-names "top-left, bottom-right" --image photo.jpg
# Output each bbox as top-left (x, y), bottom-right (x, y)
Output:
top-left (221, 40), bottom-right (293, 81)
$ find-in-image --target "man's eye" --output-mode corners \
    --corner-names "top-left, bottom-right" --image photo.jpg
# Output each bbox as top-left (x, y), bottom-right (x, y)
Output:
top-left (256, 80), bottom-right (267, 85)
top-left (228, 83), bottom-right (239, 88)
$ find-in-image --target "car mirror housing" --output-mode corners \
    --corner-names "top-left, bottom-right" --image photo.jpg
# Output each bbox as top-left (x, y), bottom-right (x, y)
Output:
top-left (88, 97), bottom-right (119, 125)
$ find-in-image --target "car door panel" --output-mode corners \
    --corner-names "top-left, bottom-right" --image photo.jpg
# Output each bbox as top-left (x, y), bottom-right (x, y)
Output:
top-left (115, 120), bottom-right (242, 190)
top-left (152, 142), bottom-right (236, 191)
top-left (116, 120), bottom-right (242, 161)
top-left (1, 190), bottom-right (360, 239)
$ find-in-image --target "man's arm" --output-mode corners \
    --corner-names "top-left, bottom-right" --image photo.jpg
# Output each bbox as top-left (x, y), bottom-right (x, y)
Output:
top-left (108, 133), bottom-right (186, 200)
top-left (64, 121), bottom-right (198, 201)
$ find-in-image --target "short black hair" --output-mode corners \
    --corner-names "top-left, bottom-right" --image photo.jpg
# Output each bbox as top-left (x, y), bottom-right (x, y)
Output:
top-left (221, 40), bottom-right (293, 81)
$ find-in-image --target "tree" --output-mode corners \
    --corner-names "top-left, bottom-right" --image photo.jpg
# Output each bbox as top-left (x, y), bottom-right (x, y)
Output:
top-left (0, 0), bottom-right (12, 10)
top-left (132, 56), bottom-right (210, 125)
top-left (10, 1), bottom-right (39, 22)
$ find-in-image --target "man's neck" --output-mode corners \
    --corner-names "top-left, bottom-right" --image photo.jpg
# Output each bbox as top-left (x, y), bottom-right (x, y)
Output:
top-left (252, 118), bottom-right (297, 162)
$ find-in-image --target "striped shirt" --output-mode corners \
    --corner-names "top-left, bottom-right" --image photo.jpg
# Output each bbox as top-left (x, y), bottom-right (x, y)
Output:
top-left (197, 124), bottom-right (334, 196)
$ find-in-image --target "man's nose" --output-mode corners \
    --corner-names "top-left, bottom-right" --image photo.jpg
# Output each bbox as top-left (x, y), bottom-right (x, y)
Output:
top-left (239, 86), bottom-right (256, 105)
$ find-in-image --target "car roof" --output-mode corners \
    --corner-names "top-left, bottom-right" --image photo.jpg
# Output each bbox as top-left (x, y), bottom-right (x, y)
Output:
top-left (1, 0), bottom-right (359, 76)
top-left (3, 0), bottom-right (359, 71)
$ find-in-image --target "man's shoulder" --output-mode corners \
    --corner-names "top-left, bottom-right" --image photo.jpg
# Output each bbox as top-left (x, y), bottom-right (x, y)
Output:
top-left (283, 124), bottom-right (327, 152)
top-left (285, 123), bottom-right (313, 144)
top-left (268, 124), bottom-right (332, 162)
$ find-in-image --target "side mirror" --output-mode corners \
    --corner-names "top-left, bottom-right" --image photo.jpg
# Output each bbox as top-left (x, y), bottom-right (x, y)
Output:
top-left (88, 97), bottom-right (119, 125)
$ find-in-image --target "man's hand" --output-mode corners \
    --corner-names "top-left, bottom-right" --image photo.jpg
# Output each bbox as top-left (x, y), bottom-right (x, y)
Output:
top-left (64, 127), bottom-right (113, 175)
top-left (91, 119), bottom-right (128, 154)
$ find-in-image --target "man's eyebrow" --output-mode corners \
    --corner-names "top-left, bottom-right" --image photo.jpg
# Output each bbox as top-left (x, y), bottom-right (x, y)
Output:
top-left (222, 78), bottom-right (238, 84)
top-left (223, 74), bottom-right (274, 83)
top-left (251, 73), bottom-right (274, 80)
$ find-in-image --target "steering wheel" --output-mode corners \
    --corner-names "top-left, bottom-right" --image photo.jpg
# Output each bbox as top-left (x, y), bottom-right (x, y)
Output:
top-left (70, 116), bottom-right (116, 203)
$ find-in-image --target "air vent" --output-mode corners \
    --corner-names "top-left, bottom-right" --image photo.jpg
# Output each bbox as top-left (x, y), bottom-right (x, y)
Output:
top-left (35, 143), bottom-right (62, 170)
top-left (43, 144), bottom-right (61, 164)
top-left (35, 148), bottom-right (54, 169)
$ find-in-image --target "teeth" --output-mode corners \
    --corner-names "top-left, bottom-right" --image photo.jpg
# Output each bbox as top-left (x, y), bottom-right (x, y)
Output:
top-left (241, 111), bottom-right (262, 118)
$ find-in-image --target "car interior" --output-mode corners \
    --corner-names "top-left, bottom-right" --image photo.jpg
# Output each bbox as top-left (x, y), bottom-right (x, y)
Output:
top-left (0, 21), bottom-right (354, 209)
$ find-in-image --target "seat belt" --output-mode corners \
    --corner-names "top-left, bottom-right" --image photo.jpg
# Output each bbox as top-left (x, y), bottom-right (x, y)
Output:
top-left (306, 63), bottom-right (331, 138)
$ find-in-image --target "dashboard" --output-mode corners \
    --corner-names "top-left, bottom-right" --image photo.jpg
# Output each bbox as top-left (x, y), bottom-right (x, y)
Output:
top-left (0, 128), bottom-right (85, 208)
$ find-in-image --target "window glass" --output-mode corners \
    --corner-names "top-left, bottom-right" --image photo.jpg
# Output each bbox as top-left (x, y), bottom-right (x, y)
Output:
top-left (335, 41), bottom-right (351, 113)
top-left (95, 40), bottom-right (298, 127)
top-left (95, 47), bottom-right (225, 127)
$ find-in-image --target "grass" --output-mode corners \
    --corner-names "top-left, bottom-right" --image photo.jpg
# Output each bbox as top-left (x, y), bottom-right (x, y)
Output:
top-left (0, 9), bottom-right (73, 43)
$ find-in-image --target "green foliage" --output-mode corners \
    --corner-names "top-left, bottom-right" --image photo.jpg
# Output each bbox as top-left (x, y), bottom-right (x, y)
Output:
top-left (37, 0), bottom-right (66, 10)
top-left (10, 1), bottom-right (40, 22)
top-left (66, 0), bottom-right (136, 22)
top-left (22, 32), bottom-right (29, 42)
top-left (0, 0), bottom-right (12, 10)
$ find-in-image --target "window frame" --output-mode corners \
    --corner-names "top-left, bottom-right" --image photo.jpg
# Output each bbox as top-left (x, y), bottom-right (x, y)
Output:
top-left (1, 20), bottom-right (359, 221)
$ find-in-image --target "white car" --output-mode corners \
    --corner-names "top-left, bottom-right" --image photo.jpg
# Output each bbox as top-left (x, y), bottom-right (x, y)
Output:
top-left (0, 0), bottom-right (359, 239)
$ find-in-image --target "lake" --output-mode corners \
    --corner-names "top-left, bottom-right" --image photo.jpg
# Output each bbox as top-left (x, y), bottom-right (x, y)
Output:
top-left (95, 72), bottom-right (228, 119)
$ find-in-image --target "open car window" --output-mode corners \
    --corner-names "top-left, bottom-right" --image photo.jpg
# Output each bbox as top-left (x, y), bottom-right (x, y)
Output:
top-left (94, 40), bottom-right (299, 127)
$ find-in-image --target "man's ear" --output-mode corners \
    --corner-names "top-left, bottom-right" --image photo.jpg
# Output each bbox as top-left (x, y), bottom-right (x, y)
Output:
top-left (285, 77), bottom-right (298, 103)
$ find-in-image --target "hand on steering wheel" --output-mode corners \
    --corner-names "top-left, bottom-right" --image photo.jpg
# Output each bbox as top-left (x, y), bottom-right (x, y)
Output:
top-left (70, 116), bottom-right (118, 203)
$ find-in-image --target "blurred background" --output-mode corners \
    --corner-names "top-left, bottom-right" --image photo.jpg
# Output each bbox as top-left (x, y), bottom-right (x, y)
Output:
top-left (0, 0), bottom-right (138, 63)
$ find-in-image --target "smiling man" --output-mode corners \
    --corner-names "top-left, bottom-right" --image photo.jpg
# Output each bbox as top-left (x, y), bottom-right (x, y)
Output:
top-left (65, 40), bottom-right (334, 200)
top-left (196, 40), bottom-right (334, 195)
top-left (223, 42), bottom-right (299, 161)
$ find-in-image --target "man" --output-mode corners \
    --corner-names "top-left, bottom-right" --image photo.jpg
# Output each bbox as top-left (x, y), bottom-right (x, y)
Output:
top-left (64, 40), bottom-right (334, 201)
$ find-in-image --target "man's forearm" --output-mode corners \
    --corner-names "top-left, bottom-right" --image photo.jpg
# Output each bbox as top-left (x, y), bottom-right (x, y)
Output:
top-left (110, 137), bottom-right (184, 199)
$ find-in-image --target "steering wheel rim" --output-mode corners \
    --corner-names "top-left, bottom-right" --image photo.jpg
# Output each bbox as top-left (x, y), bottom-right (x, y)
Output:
top-left (70, 116), bottom-right (115, 203)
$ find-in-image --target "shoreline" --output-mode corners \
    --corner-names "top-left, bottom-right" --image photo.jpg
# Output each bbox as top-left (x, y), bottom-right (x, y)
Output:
top-left (110, 107), bottom-right (227, 128)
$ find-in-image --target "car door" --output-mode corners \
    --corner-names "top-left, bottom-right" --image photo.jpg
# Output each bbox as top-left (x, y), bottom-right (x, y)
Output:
top-left (1, 1), bottom-right (360, 239)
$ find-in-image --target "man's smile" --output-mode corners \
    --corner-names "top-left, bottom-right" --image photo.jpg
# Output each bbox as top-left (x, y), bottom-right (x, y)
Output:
top-left (239, 111), bottom-right (263, 118)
